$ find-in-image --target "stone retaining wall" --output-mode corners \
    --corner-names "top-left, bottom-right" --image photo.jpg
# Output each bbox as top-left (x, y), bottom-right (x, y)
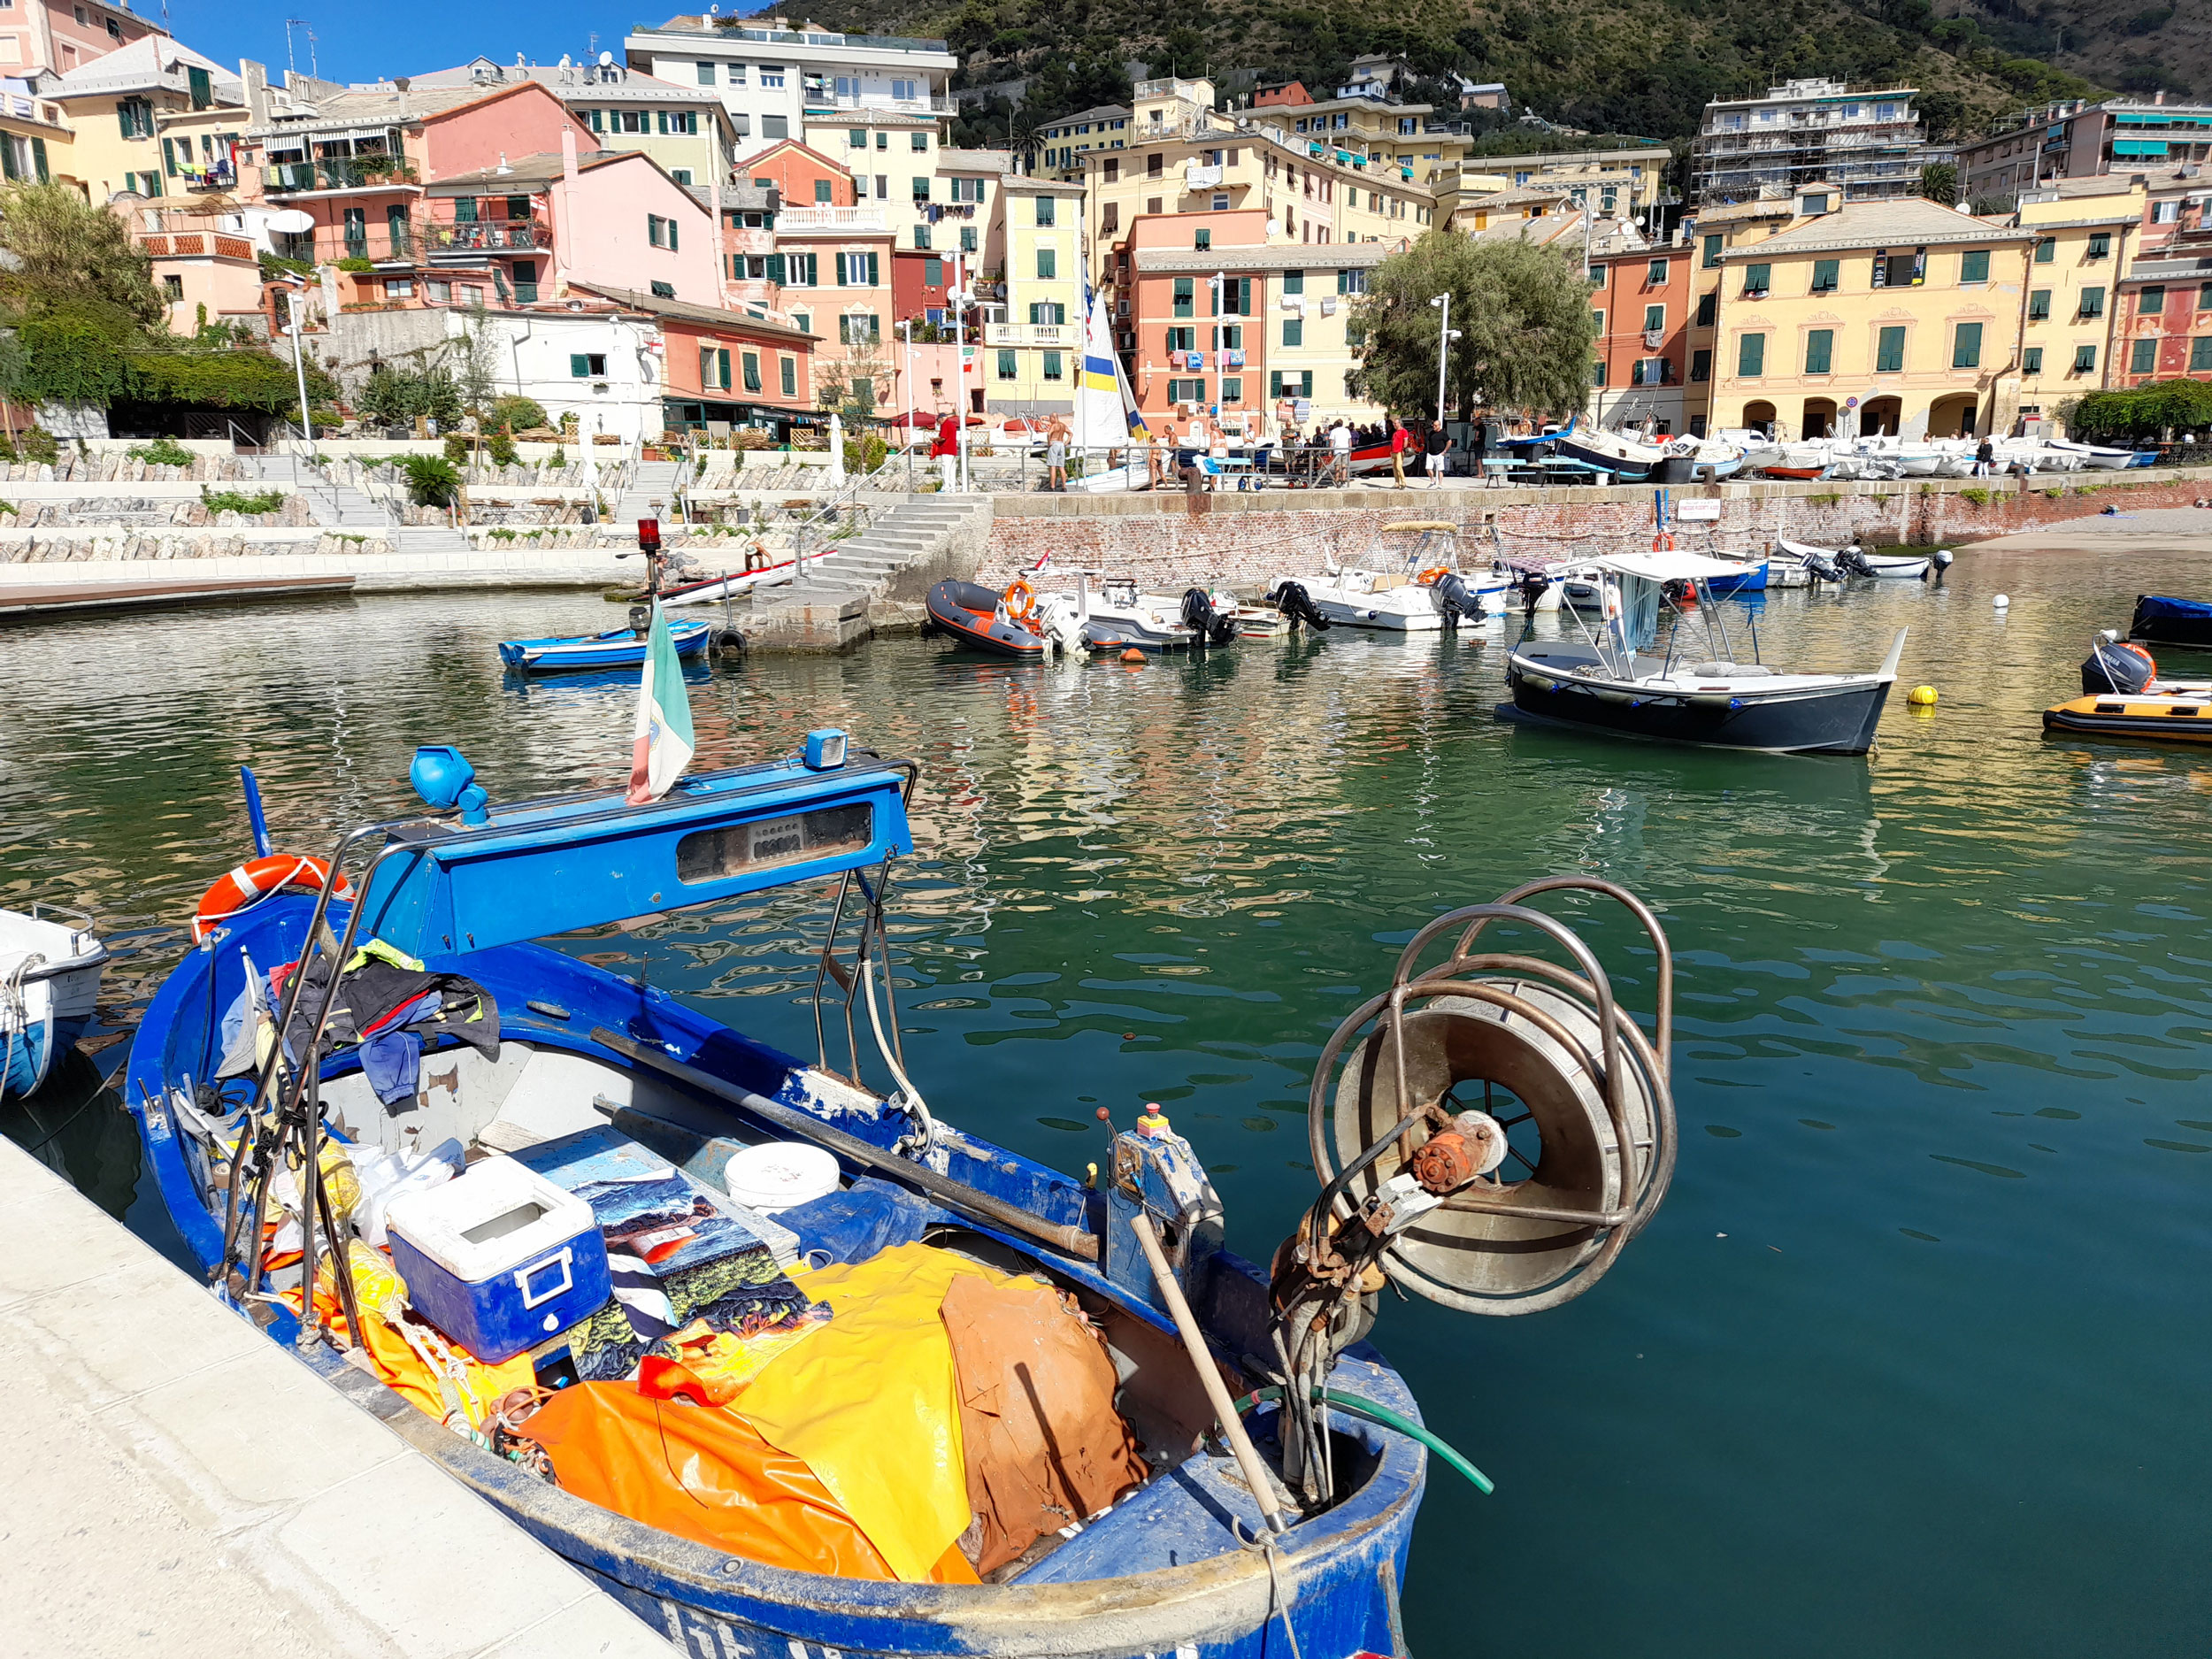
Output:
top-left (977, 469), bottom-right (2212, 588)
top-left (0, 531), bottom-right (392, 562)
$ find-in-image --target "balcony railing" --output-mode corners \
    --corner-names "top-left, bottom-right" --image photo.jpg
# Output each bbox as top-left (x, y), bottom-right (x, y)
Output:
top-left (179, 163), bottom-right (236, 192)
top-left (264, 157), bottom-right (418, 192)
top-left (805, 91), bottom-right (956, 114)
top-left (323, 227), bottom-right (419, 264)
top-left (774, 204), bottom-right (887, 233)
top-left (427, 221), bottom-right (553, 256)
top-left (138, 231), bottom-right (256, 261)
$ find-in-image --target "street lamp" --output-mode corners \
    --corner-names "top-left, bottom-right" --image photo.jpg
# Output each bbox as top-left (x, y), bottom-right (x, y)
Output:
top-left (278, 273), bottom-right (316, 486)
top-left (1430, 292), bottom-right (1461, 432)
top-left (901, 317), bottom-right (917, 491)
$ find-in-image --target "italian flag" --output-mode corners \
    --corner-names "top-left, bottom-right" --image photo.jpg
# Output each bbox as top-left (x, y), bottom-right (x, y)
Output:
top-left (626, 600), bottom-right (695, 804)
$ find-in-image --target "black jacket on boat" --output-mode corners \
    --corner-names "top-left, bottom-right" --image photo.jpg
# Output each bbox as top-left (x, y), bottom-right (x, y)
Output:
top-left (280, 943), bottom-right (500, 1062)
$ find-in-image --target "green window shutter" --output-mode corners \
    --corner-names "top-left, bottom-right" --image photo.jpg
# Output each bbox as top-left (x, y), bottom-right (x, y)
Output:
top-left (766, 253), bottom-right (786, 284)
top-left (2024, 347), bottom-right (2042, 374)
top-left (1173, 278), bottom-right (1192, 317)
top-left (1282, 271), bottom-right (1303, 296)
top-left (1805, 329), bottom-right (1832, 374)
top-left (670, 219), bottom-right (679, 251)
top-left (1037, 248), bottom-right (1055, 280)
top-left (2081, 286), bottom-right (2105, 317)
top-left (1876, 326), bottom-right (1905, 373)
top-left (1283, 319), bottom-right (1302, 347)
top-left (1744, 263), bottom-right (1770, 293)
top-left (1812, 258), bottom-right (1838, 292)
top-left (2140, 285), bottom-right (2166, 316)
top-left (162, 137), bottom-right (176, 176)
top-left (2029, 289), bottom-right (2051, 319)
top-left (1701, 234), bottom-right (1721, 268)
top-left (781, 356), bottom-right (796, 396)
top-left (2191, 337), bottom-right (2212, 373)
top-left (718, 349), bottom-right (732, 388)
top-left (1952, 323), bottom-right (1983, 369)
top-left (2131, 337), bottom-right (2155, 374)
top-left (657, 111), bottom-right (670, 134)
top-left (571, 354), bottom-right (590, 377)
top-left (2034, 237), bottom-right (2054, 264)
top-left (456, 197), bottom-right (478, 222)
top-left (1961, 250), bottom-right (1989, 283)
top-left (1737, 333), bottom-right (1763, 377)
top-left (588, 109), bottom-right (604, 133)
top-left (1300, 371), bottom-right (1312, 396)
top-left (118, 101), bottom-right (134, 139)
top-left (0, 143), bottom-right (15, 183)
top-left (32, 137), bottom-right (47, 183)
top-left (866, 251), bottom-right (879, 286)
top-left (815, 179), bottom-right (832, 204)
top-left (834, 254), bottom-right (846, 287)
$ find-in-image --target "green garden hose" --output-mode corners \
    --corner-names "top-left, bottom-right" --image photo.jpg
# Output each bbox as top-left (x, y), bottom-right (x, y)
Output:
top-left (1232, 1386), bottom-right (1495, 1496)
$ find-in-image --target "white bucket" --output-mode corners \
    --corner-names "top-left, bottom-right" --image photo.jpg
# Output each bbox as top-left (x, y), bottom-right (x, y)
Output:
top-left (724, 1141), bottom-right (841, 1214)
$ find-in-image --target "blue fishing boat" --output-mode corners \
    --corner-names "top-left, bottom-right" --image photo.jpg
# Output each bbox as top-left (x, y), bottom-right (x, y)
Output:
top-left (1701, 558), bottom-right (1769, 595)
top-left (126, 736), bottom-right (1676, 1655)
top-left (497, 618), bottom-right (711, 674)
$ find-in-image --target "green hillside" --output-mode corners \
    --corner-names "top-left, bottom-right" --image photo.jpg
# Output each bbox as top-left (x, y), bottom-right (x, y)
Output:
top-left (787, 0), bottom-right (2103, 143)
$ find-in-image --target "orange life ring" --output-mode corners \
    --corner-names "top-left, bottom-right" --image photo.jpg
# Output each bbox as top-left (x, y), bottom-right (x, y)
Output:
top-left (1416, 566), bottom-right (1452, 586)
top-left (1002, 577), bottom-right (1036, 621)
top-left (1652, 532), bottom-right (1675, 552)
top-left (192, 855), bottom-right (353, 941)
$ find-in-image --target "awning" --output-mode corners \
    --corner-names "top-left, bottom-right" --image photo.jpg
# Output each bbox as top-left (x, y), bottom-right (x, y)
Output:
top-left (2113, 139), bottom-right (2170, 157)
top-left (1587, 550), bottom-right (1755, 583)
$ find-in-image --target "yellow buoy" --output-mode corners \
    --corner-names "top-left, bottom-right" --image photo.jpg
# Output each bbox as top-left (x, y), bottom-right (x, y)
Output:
top-left (1907, 685), bottom-right (1939, 706)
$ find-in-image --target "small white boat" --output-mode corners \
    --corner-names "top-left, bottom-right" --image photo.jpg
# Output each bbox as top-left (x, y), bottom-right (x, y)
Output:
top-left (2047, 439), bottom-right (2137, 471)
top-left (1, 904), bottom-right (106, 1101)
top-left (1781, 537), bottom-right (1932, 580)
top-left (1294, 524), bottom-right (1513, 632)
top-left (659, 548), bottom-right (837, 606)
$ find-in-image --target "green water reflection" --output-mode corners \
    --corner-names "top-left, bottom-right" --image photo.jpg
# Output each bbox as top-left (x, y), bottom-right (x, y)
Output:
top-left (2, 546), bottom-right (2208, 1655)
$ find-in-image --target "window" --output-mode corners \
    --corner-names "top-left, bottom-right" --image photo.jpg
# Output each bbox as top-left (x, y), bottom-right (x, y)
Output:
top-left (188, 65), bottom-right (211, 110)
top-left (2153, 198), bottom-right (2181, 225)
top-left (1592, 309), bottom-right (1605, 334)
top-left (117, 96), bottom-right (153, 137)
top-left (1875, 326), bottom-right (1906, 373)
top-left (1875, 251), bottom-right (1920, 288)
top-left (911, 132), bottom-right (929, 152)
top-left (1961, 250), bottom-right (1989, 284)
top-left (995, 349), bottom-right (1017, 380)
top-left (697, 61), bottom-right (717, 84)
top-left (2200, 282), bottom-right (2212, 312)
top-left (949, 176), bottom-right (985, 204)
top-left (570, 352), bottom-right (608, 378)
top-left (1809, 257), bottom-right (1839, 295)
top-left (1736, 333), bottom-right (1764, 377)
top-left (2029, 288), bottom-right (2051, 320)
top-left (836, 251), bottom-right (879, 286)
top-left (1282, 319), bottom-right (1303, 348)
top-left (1101, 202), bottom-right (1118, 234)
top-left (665, 111), bottom-right (697, 136)
top-left (2087, 233), bottom-right (2110, 260)
top-left (1742, 263), bottom-right (1770, 296)
top-left (2140, 285), bottom-right (2167, 316)
top-left (1953, 322), bottom-right (1982, 369)
top-left (961, 227), bottom-right (976, 252)
top-left (761, 115), bottom-right (788, 140)
top-left (2130, 337), bottom-right (2155, 374)
top-left (911, 176), bottom-right (930, 201)
top-left (1148, 153), bottom-right (1163, 178)
top-left (912, 227), bottom-right (930, 250)
top-left (2034, 236), bottom-right (2055, 264)
top-left (837, 314), bottom-right (881, 345)
top-left (1035, 247), bottom-right (1056, 280)
top-left (650, 280), bottom-right (676, 299)
top-left (892, 77), bottom-right (918, 101)
top-left (2024, 346), bottom-right (2043, 375)
top-left (742, 351), bottom-right (762, 392)
top-left (1695, 290), bottom-right (1716, 327)
top-left (1034, 196), bottom-right (1056, 227)
top-left (698, 346), bottom-right (727, 389)
top-left (1804, 329), bottom-right (1832, 374)
top-left (1222, 377), bottom-right (1242, 403)
top-left (1166, 326), bottom-right (1195, 352)
top-left (1267, 370), bottom-right (1312, 397)
top-left (782, 252), bottom-right (818, 286)
top-left (647, 214), bottom-right (679, 250)
top-left (1172, 277), bottom-right (1193, 318)
top-left (1702, 233), bottom-right (1722, 268)
top-left (873, 174), bottom-right (887, 198)
top-left (1194, 227), bottom-right (1211, 250)
top-left (790, 311), bottom-right (810, 334)
top-left (814, 179), bottom-right (833, 204)
top-left (383, 278), bottom-right (414, 298)
top-left (2080, 286), bottom-right (2105, 318)
top-left (671, 169), bottom-right (693, 186)
top-left (759, 65), bottom-right (785, 88)
top-left (1282, 270), bottom-right (1304, 296)
top-left (1647, 258), bottom-right (1668, 285)
top-left (1801, 191), bottom-right (1830, 214)
top-left (2192, 337), bottom-right (2212, 373)
top-left (848, 128), bottom-right (867, 150)
top-left (1643, 303), bottom-right (1664, 332)
top-left (1041, 350), bottom-right (1064, 381)
top-left (161, 273), bottom-right (182, 301)
top-left (1690, 348), bottom-right (1711, 382)
top-left (2074, 343), bottom-right (2097, 373)
top-left (1590, 357), bottom-right (1606, 387)
top-left (1167, 378), bottom-right (1207, 403)
top-left (1337, 269), bottom-right (1369, 296)
top-left (780, 355), bottom-right (796, 396)
top-left (426, 279), bottom-right (451, 302)
top-left (922, 256), bottom-right (942, 287)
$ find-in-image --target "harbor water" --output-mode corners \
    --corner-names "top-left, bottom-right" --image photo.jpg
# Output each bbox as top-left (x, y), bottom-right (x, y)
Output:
top-left (4, 543), bottom-right (2208, 1655)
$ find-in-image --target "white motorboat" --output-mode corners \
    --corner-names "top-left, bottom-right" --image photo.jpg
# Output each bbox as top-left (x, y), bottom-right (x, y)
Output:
top-left (1780, 537), bottom-right (1936, 580)
top-left (1500, 550), bottom-right (1908, 754)
top-left (1663, 434), bottom-right (1747, 479)
top-left (1294, 523), bottom-right (1513, 632)
top-left (2047, 439), bottom-right (2137, 471)
top-left (1, 904), bottom-right (106, 1101)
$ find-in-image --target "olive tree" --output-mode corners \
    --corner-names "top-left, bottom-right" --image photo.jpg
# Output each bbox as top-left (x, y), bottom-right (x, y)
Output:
top-left (1348, 231), bottom-right (1596, 424)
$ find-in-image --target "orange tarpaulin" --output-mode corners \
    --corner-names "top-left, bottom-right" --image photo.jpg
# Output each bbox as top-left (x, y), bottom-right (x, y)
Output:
top-left (516, 1382), bottom-right (978, 1583)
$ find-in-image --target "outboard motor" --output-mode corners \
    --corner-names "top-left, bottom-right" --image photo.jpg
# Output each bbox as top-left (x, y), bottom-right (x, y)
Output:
top-left (1931, 549), bottom-right (1955, 580)
top-left (627, 603), bottom-right (653, 637)
top-left (1179, 587), bottom-right (1237, 647)
top-left (1269, 580), bottom-right (1333, 631)
top-left (1836, 544), bottom-right (1878, 579)
top-left (2082, 634), bottom-right (2156, 695)
top-left (1801, 550), bottom-right (1841, 583)
top-left (1433, 572), bottom-right (1486, 626)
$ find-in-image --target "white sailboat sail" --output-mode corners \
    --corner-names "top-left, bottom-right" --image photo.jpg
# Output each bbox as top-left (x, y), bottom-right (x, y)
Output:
top-left (1075, 285), bottom-right (1128, 450)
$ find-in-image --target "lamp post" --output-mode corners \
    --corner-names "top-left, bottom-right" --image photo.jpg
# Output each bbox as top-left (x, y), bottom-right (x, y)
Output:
top-left (901, 317), bottom-right (917, 491)
top-left (1430, 291), bottom-right (1461, 430)
top-left (950, 249), bottom-right (970, 491)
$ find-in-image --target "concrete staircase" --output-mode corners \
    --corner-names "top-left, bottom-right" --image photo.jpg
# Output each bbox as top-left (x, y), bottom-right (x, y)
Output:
top-left (613, 459), bottom-right (681, 531)
top-left (243, 451), bottom-right (467, 554)
top-left (750, 492), bottom-right (993, 650)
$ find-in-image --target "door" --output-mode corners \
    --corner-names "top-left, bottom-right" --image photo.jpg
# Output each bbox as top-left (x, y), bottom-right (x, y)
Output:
top-left (386, 203), bottom-right (411, 259)
top-left (342, 206), bottom-right (366, 260)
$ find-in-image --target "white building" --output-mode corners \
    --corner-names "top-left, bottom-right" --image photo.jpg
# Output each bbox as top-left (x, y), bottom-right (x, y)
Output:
top-left (1690, 78), bottom-right (1928, 206)
top-left (625, 13), bottom-right (955, 162)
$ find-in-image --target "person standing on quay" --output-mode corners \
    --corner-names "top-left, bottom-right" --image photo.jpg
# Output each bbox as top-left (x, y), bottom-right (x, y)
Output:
top-left (1424, 422), bottom-right (1452, 487)
top-left (1390, 419), bottom-right (1411, 488)
top-left (931, 411), bottom-right (961, 492)
top-left (1329, 419), bottom-right (1353, 487)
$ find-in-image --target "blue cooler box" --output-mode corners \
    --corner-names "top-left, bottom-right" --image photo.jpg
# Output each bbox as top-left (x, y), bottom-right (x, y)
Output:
top-left (385, 1154), bottom-right (611, 1363)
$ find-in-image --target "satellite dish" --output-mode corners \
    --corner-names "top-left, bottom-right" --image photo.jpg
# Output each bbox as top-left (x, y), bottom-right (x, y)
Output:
top-left (598, 50), bottom-right (614, 66)
top-left (266, 208), bottom-right (315, 233)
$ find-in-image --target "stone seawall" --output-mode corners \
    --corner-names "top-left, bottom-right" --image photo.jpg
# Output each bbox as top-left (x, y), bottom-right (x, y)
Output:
top-left (976, 469), bottom-right (2212, 588)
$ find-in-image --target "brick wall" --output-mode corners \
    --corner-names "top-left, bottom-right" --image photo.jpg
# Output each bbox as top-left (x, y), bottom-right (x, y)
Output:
top-left (976, 469), bottom-right (2212, 588)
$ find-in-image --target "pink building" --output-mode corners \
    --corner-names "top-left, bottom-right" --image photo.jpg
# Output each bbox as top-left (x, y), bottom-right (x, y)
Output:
top-left (0, 0), bottom-right (157, 79)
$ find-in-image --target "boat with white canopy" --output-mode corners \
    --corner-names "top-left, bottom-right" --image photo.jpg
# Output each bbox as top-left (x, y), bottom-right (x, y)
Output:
top-left (1500, 549), bottom-right (1907, 754)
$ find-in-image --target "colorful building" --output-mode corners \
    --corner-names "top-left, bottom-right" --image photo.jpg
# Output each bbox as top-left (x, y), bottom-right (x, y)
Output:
top-left (984, 174), bottom-right (1084, 419)
top-left (1959, 96), bottom-right (2212, 207)
top-left (1037, 104), bottom-right (1129, 177)
top-left (1691, 79), bottom-right (1929, 206)
top-left (409, 58), bottom-right (736, 192)
top-left (1590, 237), bottom-right (1694, 432)
top-left (2013, 181), bottom-right (2143, 423)
top-left (41, 34), bottom-right (239, 201)
top-left (2, 0), bottom-right (157, 80)
top-left (0, 77), bottom-right (74, 189)
top-left (772, 193), bottom-right (896, 412)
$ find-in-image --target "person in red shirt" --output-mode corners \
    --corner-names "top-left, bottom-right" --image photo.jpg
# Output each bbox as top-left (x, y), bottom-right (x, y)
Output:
top-left (929, 412), bottom-right (961, 491)
top-left (1389, 419), bottom-right (1411, 489)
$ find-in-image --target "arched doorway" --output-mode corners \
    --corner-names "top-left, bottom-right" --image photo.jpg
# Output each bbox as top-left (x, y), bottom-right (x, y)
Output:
top-left (1928, 393), bottom-right (1978, 438)
top-left (1858, 396), bottom-right (1901, 436)
top-left (1801, 397), bottom-right (1837, 439)
top-left (1742, 399), bottom-right (1778, 437)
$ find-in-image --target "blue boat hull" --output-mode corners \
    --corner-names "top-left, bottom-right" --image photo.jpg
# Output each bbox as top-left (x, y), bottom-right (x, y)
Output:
top-left (1702, 561), bottom-right (1769, 595)
top-left (126, 895), bottom-right (1426, 1656)
top-left (498, 622), bottom-right (711, 673)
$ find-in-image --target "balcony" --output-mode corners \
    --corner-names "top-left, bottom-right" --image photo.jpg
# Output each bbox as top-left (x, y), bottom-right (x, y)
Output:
top-left (138, 230), bottom-right (256, 262)
top-left (264, 157), bottom-right (419, 194)
top-left (179, 162), bottom-right (236, 193)
top-left (983, 322), bottom-right (1071, 346)
top-left (775, 204), bottom-right (887, 234)
top-left (426, 221), bottom-right (553, 261)
top-left (319, 227), bottom-right (421, 265)
top-left (803, 90), bottom-right (956, 114)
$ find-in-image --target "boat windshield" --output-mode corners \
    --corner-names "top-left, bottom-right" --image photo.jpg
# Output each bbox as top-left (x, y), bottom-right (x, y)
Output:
top-left (1360, 524), bottom-right (1458, 572)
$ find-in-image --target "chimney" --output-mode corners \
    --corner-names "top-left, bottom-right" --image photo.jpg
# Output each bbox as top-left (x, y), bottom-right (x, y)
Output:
top-left (241, 58), bottom-right (270, 127)
top-left (563, 127), bottom-right (579, 184)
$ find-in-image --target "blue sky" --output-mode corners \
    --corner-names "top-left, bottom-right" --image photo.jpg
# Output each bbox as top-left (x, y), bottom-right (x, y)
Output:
top-left (163, 0), bottom-right (695, 88)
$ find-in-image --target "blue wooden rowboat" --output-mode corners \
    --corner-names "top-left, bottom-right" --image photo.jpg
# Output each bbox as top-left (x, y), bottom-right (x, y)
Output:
top-left (1700, 559), bottom-right (1769, 595)
top-left (498, 618), bottom-right (711, 673)
top-left (126, 739), bottom-right (1674, 1657)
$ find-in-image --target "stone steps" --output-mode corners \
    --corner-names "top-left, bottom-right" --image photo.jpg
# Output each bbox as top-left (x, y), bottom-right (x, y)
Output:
top-left (749, 493), bottom-right (993, 649)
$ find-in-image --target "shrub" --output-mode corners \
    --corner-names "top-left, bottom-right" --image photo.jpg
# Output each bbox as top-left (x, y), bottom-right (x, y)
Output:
top-left (201, 486), bottom-right (285, 515)
top-left (443, 433), bottom-right (471, 465)
top-left (842, 431), bottom-right (888, 475)
top-left (127, 437), bottom-right (194, 466)
top-left (400, 454), bottom-right (460, 507)
top-left (335, 256), bottom-right (373, 273)
top-left (1958, 487), bottom-right (1992, 506)
top-left (549, 445), bottom-right (565, 469)
top-left (0, 426), bottom-right (58, 464)
top-left (485, 430), bottom-right (518, 469)
top-left (488, 394), bottom-right (546, 433)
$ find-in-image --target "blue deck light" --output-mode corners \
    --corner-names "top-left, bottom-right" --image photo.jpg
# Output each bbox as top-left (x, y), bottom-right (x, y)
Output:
top-left (411, 745), bottom-right (490, 826)
top-left (802, 728), bottom-right (849, 771)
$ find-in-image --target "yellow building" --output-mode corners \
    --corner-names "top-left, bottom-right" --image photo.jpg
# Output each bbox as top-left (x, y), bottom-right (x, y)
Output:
top-left (0, 80), bottom-right (76, 189)
top-left (2012, 180), bottom-right (2142, 431)
top-left (42, 34), bottom-right (240, 200)
top-left (1251, 92), bottom-right (1477, 188)
top-left (1705, 194), bottom-right (2035, 440)
top-left (1038, 103), bottom-right (1129, 177)
top-left (985, 174), bottom-right (1085, 418)
top-left (1439, 145), bottom-right (1668, 227)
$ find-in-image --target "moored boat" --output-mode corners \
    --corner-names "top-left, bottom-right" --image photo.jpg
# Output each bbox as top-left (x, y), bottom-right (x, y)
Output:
top-left (2128, 594), bottom-right (2212, 649)
top-left (924, 579), bottom-right (1054, 658)
top-left (497, 618), bottom-right (712, 673)
top-left (659, 548), bottom-right (836, 605)
top-left (2046, 632), bottom-right (2212, 742)
top-left (1293, 523), bottom-right (1512, 632)
top-left (123, 741), bottom-right (1677, 1657)
top-left (0, 903), bottom-right (106, 1101)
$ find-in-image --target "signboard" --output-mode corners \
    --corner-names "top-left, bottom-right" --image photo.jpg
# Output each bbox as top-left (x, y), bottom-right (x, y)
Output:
top-left (1672, 498), bottom-right (1722, 521)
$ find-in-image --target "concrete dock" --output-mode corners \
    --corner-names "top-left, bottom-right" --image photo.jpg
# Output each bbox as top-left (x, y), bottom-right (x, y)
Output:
top-left (0, 1133), bottom-right (675, 1659)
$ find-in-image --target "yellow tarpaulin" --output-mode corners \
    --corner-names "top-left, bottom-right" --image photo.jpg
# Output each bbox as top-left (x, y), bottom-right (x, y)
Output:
top-left (734, 1242), bottom-right (1018, 1584)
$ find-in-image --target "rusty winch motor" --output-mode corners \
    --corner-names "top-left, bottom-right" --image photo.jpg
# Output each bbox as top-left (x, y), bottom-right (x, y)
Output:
top-left (1265, 877), bottom-right (1678, 1506)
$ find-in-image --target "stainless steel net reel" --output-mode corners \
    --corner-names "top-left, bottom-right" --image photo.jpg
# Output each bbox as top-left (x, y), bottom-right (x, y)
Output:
top-left (1266, 877), bottom-right (1676, 1505)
